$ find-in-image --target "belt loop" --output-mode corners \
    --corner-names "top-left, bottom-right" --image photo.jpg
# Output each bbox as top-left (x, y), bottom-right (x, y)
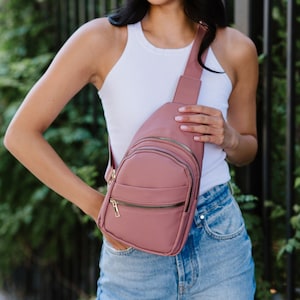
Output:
top-left (228, 181), bottom-right (234, 195)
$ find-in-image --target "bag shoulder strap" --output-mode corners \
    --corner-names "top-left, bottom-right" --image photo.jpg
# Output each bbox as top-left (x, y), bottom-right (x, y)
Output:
top-left (173, 25), bottom-right (208, 105)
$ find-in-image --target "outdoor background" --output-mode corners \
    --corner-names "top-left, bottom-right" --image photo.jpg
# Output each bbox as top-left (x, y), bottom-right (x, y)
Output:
top-left (0, 0), bottom-right (299, 299)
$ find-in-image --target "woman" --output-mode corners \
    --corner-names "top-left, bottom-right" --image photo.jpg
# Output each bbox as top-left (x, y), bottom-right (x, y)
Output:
top-left (4, 0), bottom-right (258, 299)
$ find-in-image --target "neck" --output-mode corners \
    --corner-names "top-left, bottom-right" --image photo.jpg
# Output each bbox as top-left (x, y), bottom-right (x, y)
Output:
top-left (141, 5), bottom-right (197, 49)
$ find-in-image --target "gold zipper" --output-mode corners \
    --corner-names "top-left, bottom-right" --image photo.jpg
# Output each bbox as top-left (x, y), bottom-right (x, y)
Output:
top-left (110, 198), bottom-right (185, 218)
top-left (110, 199), bottom-right (121, 218)
top-left (147, 136), bottom-right (195, 156)
top-left (108, 169), bottom-right (116, 185)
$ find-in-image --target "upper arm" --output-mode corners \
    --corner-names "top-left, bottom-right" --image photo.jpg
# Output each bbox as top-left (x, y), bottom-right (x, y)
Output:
top-left (8, 18), bottom-right (117, 134)
top-left (226, 30), bottom-right (259, 138)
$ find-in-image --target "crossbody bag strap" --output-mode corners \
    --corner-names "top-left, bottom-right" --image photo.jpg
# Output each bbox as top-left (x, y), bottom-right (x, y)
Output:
top-left (173, 25), bottom-right (208, 105)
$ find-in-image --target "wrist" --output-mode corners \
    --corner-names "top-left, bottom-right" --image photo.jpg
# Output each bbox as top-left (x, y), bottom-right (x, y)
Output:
top-left (80, 188), bottom-right (104, 222)
top-left (223, 129), bottom-right (239, 154)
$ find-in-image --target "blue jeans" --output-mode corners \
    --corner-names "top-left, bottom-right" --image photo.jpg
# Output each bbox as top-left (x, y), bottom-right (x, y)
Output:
top-left (97, 183), bottom-right (256, 299)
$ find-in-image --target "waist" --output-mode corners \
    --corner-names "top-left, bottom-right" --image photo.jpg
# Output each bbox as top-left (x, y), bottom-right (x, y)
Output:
top-left (197, 182), bottom-right (232, 212)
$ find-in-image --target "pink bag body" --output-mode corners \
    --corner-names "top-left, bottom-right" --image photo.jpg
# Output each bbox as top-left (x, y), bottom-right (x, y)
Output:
top-left (97, 27), bottom-right (207, 256)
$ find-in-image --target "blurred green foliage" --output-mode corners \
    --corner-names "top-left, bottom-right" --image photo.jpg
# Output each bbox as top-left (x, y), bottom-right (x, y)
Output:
top-left (260, 0), bottom-right (300, 297)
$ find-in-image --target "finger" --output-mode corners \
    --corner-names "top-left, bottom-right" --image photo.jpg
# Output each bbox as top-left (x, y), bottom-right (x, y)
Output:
top-left (178, 105), bottom-right (220, 116)
top-left (175, 114), bottom-right (216, 126)
top-left (180, 124), bottom-right (224, 136)
top-left (176, 114), bottom-right (224, 130)
top-left (194, 134), bottom-right (225, 145)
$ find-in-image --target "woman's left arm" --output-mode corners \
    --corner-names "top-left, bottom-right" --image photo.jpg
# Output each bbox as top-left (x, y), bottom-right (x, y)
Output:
top-left (175, 29), bottom-right (259, 167)
top-left (221, 35), bottom-right (258, 166)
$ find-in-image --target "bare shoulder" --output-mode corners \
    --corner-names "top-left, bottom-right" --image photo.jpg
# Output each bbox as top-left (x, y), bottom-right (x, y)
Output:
top-left (212, 26), bottom-right (258, 85)
top-left (77, 18), bottom-right (126, 50)
top-left (220, 27), bottom-right (257, 61)
top-left (65, 17), bottom-right (127, 88)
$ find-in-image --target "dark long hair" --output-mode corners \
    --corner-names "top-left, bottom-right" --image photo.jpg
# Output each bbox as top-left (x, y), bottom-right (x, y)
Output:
top-left (108, 0), bottom-right (227, 70)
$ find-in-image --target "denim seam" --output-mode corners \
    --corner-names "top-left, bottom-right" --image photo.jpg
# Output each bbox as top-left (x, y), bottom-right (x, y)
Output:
top-left (201, 217), bottom-right (245, 240)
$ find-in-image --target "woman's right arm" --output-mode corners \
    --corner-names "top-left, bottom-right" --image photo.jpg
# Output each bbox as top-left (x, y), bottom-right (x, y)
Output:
top-left (4, 18), bottom-right (119, 221)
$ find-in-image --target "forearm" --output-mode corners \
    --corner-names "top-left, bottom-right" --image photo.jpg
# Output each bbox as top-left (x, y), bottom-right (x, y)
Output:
top-left (223, 129), bottom-right (258, 167)
top-left (4, 129), bottom-right (103, 221)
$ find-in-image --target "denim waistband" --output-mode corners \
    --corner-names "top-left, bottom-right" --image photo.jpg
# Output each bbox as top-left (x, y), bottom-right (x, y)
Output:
top-left (196, 182), bottom-right (232, 214)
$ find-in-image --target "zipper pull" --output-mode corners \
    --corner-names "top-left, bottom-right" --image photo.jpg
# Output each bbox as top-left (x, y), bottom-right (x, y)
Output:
top-left (110, 199), bottom-right (120, 218)
top-left (108, 169), bottom-right (116, 185)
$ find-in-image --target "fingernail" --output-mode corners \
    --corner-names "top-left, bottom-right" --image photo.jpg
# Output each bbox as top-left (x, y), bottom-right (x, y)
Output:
top-left (175, 116), bottom-right (183, 121)
top-left (178, 107), bottom-right (185, 112)
top-left (180, 125), bottom-right (188, 130)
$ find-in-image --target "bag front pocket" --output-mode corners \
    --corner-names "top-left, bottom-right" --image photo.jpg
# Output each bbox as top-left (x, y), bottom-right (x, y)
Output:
top-left (111, 183), bottom-right (190, 210)
top-left (109, 198), bottom-right (185, 218)
top-left (103, 194), bottom-right (188, 254)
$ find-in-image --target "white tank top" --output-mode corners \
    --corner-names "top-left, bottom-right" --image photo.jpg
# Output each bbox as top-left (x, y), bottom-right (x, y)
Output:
top-left (98, 22), bottom-right (232, 194)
